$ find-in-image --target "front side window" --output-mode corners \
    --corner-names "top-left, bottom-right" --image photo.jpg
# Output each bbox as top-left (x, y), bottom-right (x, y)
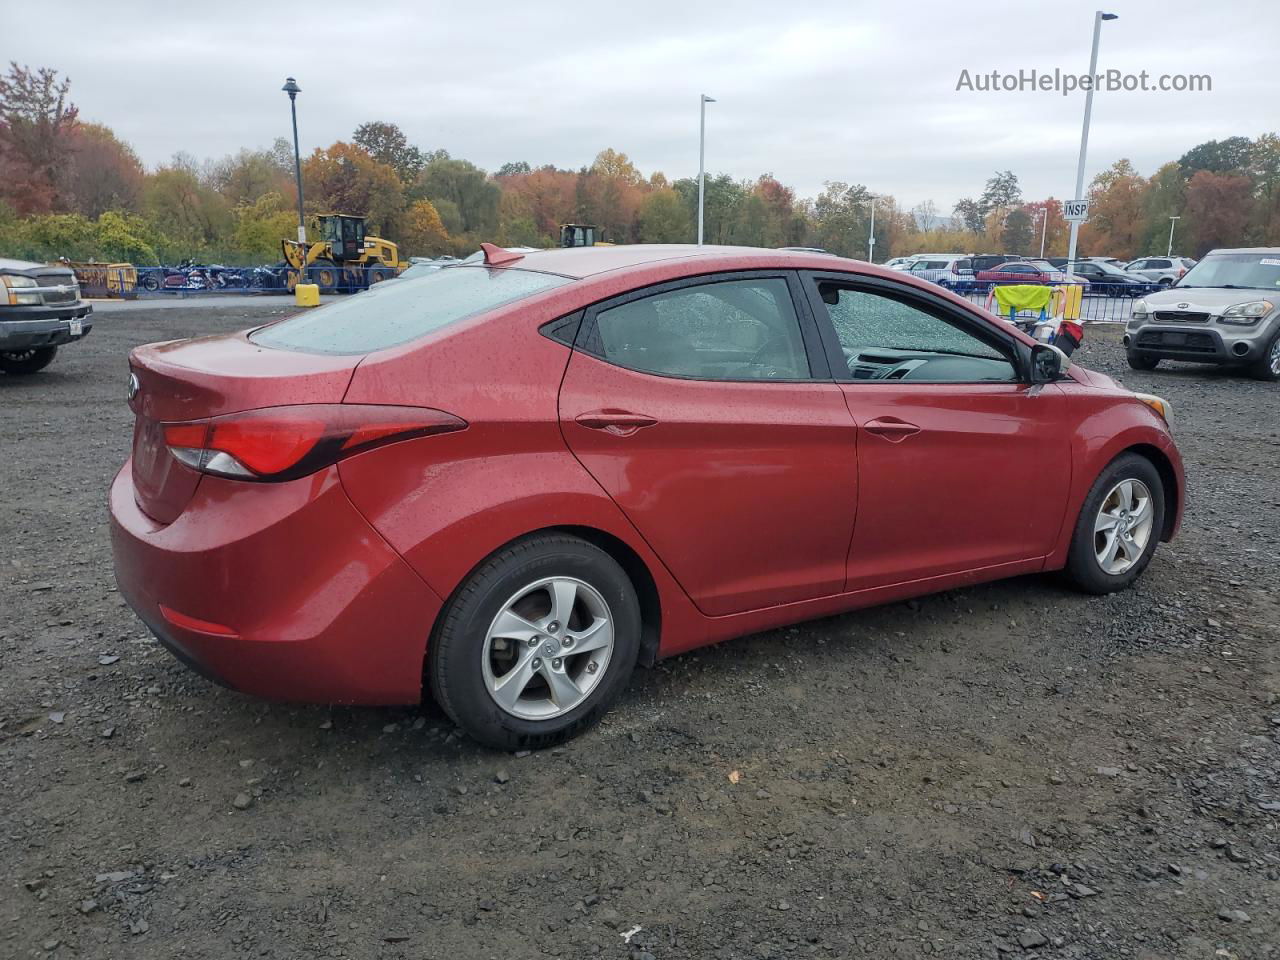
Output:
top-left (253, 266), bottom-right (571, 354)
top-left (590, 278), bottom-right (810, 381)
top-left (819, 284), bottom-right (1017, 383)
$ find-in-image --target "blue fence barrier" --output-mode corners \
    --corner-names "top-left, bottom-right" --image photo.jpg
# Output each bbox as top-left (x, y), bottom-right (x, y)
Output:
top-left (133, 262), bottom-right (418, 297)
top-left (953, 282), bottom-right (1146, 323)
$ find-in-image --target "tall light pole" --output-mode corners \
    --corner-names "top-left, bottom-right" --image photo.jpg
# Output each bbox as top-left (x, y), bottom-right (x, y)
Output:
top-left (1038, 206), bottom-right (1049, 258)
top-left (1166, 215), bottom-right (1181, 256)
top-left (281, 77), bottom-right (306, 244)
top-left (697, 94), bottom-right (715, 245)
top-left (1065, 11), bottom-right (1118, 278)
top-left (866, 194), bottom-right (880, 262)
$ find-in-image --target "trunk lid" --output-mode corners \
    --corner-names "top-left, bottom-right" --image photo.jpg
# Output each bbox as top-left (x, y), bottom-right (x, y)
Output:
top-left (127, 330), bottom-right (360, 523)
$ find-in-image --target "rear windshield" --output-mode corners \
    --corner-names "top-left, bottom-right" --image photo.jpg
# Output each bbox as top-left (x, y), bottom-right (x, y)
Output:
top-left (1178, 253), bottom-right (1280, 291)
top-left (252, 266), bottom-right (571, 354)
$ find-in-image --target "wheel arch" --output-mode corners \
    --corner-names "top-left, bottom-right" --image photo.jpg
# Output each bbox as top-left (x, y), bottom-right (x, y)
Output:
top-left (1119, 443), bottom-right (1180, 542)
top-left (426, 523), bottom-right (664, 672)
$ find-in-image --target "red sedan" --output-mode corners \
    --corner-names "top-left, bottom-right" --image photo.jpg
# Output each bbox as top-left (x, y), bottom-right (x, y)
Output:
top-left (110, 244), bottom-right (1184, 749)
top-left (975, 261), bottom-right (1067, 285)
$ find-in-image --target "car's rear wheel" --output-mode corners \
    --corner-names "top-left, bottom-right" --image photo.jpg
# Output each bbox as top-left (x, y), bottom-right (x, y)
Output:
top-left (0, 346), bottom-right (57, 375)
top-left (1247, 329), bottom-right (1280, 382)
top-left (428, 534), bottom-right (641, 750)
top-left (1126, 352), bottom-right (1159, 371)
top-left (1063, 454), bottom-right (1165, 594)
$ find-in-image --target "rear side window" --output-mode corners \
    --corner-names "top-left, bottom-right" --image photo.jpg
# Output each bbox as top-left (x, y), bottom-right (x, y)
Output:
top-left (588, 278), bottom-right (810, 381)
top-left (252, 266), bottom-right (571, 354)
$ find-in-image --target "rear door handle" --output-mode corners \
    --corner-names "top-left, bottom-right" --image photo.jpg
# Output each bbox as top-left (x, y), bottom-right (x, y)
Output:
top-left (864, 417), bottom-right (921, 442)
top-left (574, 410), bottom-right (658, 436)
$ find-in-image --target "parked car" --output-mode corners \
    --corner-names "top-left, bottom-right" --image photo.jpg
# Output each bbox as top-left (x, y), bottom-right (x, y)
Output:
top-left (1069, 260), bottom-right (1158, 296)
top-left (969, 253), bottom-right (1025, 276)
top-left (975, 260), bottom-right (1068, 286)
top-left (0, 257), bottom-right (93, 375)
top-left (1125, 256), bottom-right (1197, 286)
top-left (1025, 259), bottom-right (1091, 285)
top-left (906, 256), bottom-right (975, 291)
top-left (1124, 247), bottom-right (1280, 380)
top-left (110, 243), bottom-right (1183, 749)
top-left (883, 257), bottom-right (915, 271)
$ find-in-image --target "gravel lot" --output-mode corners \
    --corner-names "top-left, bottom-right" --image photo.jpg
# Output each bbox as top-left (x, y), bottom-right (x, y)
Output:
top-left (2, 302), bottom-right (1278, 960)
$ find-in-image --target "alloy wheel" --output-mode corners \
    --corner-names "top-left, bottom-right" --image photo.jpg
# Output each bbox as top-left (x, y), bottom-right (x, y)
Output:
top-left (1093, 479), bottom-right (1154, 575)
top-left (1270, 336), bottom-right (1280, 376)
top-left (481, 577), bottom-right (614, 721)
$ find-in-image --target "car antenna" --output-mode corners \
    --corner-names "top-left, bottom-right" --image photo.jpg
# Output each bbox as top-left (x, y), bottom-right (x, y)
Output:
top-left (480, 242), bottom-right (524, 266)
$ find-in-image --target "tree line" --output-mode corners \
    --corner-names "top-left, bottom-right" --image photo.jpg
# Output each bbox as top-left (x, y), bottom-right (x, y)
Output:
top-left (1, 64), bottom-right (1277, 267)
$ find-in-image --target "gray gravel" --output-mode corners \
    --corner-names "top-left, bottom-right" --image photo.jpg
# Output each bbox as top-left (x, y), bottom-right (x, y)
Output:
top-left (2, 305), bottom-right (1278, 959)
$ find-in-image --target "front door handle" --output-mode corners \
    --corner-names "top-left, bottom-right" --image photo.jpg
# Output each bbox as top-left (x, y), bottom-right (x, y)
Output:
top-left (864, 417), bottom-right (921, 442)
top-left (574, 409), bottom-right (658, 436)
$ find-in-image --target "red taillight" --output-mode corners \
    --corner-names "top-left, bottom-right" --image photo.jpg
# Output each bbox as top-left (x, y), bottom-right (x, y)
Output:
top-left (162, 404), bottom-right (466, 482)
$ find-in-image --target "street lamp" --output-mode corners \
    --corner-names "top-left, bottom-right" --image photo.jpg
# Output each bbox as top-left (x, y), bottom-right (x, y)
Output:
top-left (1064, 11), bottom-right (1118, 279)
top-left (866, 194), bottom-right (881, 263)
top-left (697, 94), bottom-right (716, 245)
top-left (1166, 215), bottom-right (1181, 257)
top-left (281, 77), bottom-right (306, 244)
top-left (1038, 206), bottom-right (1049, 258)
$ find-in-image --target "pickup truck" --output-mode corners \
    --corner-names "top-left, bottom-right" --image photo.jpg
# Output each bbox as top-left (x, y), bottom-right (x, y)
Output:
top-left (1, 257), bottom-right (93, 375)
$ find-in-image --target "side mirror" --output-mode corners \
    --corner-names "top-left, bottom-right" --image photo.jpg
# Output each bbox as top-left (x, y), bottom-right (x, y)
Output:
top-left (1030, 343), bottom-right (1070, 382)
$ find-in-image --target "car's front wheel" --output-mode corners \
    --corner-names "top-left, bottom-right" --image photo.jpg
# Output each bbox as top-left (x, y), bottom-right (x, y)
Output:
top-left (1247, 329), bottom-right (1280, 382)
top-left (0, 346), bottom-right (57, 375)
top-left (428, 534), bottom-right (641, 750)
top-left (1127, 352), bottom-right (1159, 371)
top-left (1064, 453), bottom-right (1165, 594)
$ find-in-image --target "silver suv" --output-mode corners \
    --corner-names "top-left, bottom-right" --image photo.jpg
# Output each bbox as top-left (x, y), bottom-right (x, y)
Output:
top-left (1124, 248), bottom-right (1280, 381)
top-left (1125, 256), bottom-right (1197, 286)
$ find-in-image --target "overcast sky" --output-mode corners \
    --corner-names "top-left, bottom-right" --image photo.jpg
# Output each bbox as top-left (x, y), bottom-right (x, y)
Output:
top-left (12, 0), bottom-right (1278, 212)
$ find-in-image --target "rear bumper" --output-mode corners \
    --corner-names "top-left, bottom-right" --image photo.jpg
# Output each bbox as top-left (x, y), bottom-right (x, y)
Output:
top-left (109, 460), bottom-right (442, 705)
top-left (0, 305), bottom-right (93, 350)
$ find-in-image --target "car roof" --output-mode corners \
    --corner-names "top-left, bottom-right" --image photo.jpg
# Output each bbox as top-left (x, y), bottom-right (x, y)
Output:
top-left (1204, 248), bottom-right (1279, 256)
top-left (483, 244), bottom-right (868, 280)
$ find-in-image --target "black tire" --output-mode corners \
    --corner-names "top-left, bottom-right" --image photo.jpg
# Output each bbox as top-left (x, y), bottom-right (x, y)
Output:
top-left (1127, 353), bottom-right (1159, 371)
top-left (428, 534), bottom-right (641, 751)
top-left (1157, 277), bottom-right (1173, 287)
top-left (307, 258), bottom-right (339, 293)
top-left (0, 346), bottom-right (57, 375)
top-left (1247, 329), bottom-right (1280, 382)
top-left (1063, 453), bottom-right (1165, 595)
top-left (139, 273), bottom-right (160, 291)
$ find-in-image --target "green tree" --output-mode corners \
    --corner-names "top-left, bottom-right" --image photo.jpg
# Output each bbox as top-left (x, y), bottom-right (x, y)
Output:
top-left (1000, 207), bottom-right (1034, 254)
top-left (638, 188), bottom-right (691, 242)
top-left (231, 192), bottom-right (298, 263)
top-left (809, 181), bottom-right (871, 258)
top-left (496, 161), bottom-right (531, 177)
top-left (415, 157), bottom-right (499, 235)
top-left (1178, 136), bottom-right (1252, 176)
top-left (352, 121), bottom-right (425, 184)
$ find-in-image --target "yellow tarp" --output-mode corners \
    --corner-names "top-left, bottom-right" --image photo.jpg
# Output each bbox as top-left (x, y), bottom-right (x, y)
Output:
top-left (992, 284), bottom-right (1053, 314)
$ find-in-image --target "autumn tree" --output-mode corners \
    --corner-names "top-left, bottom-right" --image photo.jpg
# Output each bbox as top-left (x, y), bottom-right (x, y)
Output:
top-left (210, 147), bottom-right (293, 205)
top-left (303, 142), bottom-right (405, 237)
top-left (65, 122), bottom-right (144, 218)
top-left (1184, 170), bottom-right (1253, 256)
top-left (1080, 159), bottom-right (1149, 260)
top-left (401, 199), bottom-right (451, 256)
top-left (0, 63), bottom-right (79, 215)
top-left (1139, 162), bottom-right (1186, 256)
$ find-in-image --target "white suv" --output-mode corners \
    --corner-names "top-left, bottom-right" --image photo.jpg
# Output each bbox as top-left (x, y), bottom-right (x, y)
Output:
top-left (905, 256), bottom-right (974, 291)
top-left (1125, 256), bottom-right (1197, 286)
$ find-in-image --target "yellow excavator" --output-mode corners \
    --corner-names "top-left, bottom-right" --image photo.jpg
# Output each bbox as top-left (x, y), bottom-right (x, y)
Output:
top-left (282, 214), bottom-right (408, 292)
